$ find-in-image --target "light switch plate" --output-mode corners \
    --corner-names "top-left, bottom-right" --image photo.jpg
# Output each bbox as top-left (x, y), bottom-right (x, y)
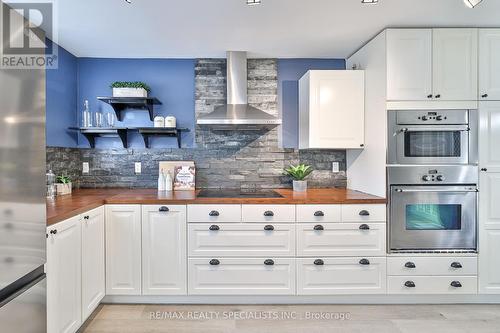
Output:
top-left (135, 162), bottom-right (141, 174)
top-left (332, 162), bottom-right (340, 173)
top-left (82, 162), bottom-right (89, 174)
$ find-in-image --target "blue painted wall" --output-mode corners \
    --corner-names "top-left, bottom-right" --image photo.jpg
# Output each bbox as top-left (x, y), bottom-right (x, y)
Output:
top-left (278, 59), bottom-right (346, 148)
top-left (46, 39), bottom-right (78, 147)
top-left (77, 58), bottom-right (196, 148)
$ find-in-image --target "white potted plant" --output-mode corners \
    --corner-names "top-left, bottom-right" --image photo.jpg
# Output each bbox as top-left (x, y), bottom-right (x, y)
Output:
top-left (284, 164), bottom-right (313, 192)
top-left (110, 81), bottom-right (150, 98)
top-left (55, 175), bottom-right (72, 196)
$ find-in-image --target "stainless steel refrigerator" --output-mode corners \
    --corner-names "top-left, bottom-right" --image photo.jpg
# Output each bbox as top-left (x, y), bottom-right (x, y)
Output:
top-left (0, 2), bottom-right (47, 332)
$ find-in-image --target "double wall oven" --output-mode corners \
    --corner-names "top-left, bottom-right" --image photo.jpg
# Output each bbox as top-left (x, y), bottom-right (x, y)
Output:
top-left (387, 110), bottom-right (478, 253)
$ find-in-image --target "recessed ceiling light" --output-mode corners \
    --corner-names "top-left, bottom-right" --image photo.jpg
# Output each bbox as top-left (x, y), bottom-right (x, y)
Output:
top-left (247, 0), bottom-right (261, 5)
top-left (463, 0), bottom-right (483, 8)
top-left (361, 0), bottom-right (379, 4)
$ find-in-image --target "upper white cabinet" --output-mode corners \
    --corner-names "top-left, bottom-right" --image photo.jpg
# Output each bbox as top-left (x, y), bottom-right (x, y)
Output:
top-left (433, 29), bottom-right (478, 101)
top-left (105, 205), bottom-right (142, 295)
top-left (479, 102), bottom-right (500, 171)
top-left (142, 205), bottom-right (187, 295)
top-left (299, 70), bottom-right (365, 149)
top-left (479, 29), bottom-right (500, 100)
top-left (386, 28), bottom-right (478, 101)
top-left (387, 29), bottom-right (433, 101)
top-left (81, 207), bottom-right (105, 322)
top-left (47, 216), bottom-right (82, 333)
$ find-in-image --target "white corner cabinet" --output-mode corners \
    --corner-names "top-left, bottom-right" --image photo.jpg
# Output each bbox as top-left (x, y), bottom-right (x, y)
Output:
top-left (299, 70), bottom-right (365, 149)
top-left (387, 28), bottom-right (478, 102)
top-left (47, 206), bottom-right (105, 333)
top-left (479, 29), bottom-right (500, 100)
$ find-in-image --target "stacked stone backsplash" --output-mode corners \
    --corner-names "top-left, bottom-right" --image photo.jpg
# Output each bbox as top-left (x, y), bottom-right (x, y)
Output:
top-left (46, 59), bottom-right (347, 189)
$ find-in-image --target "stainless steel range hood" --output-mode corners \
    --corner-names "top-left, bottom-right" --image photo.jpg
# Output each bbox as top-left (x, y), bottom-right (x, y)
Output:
top-left (197, 51), bottom-right (282, 130)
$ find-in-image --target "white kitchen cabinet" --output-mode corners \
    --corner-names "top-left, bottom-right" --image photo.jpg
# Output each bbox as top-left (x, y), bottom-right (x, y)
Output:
top-left (299, 70), bottom-right (365, 149)
top-left (479, 229), bottom-right (500, 294)
top-left (187, 204), bottom-right (241, 223)
top-left (188, 258), bottom-right (295, 295)
top-left (386, 29), bottom-right (433, 101)
top-left (188, 223), bottom-right (295, 257)
top-left (387, 256), bottom-right (477, 276)
top-left (388, 276), bottom-right (477, 294)
top-left (142, 205), bottom-right (187, 295)
top-left (341, 204), bottom-right (386, 222)
top-left (479, 102), bottom-right (500, 171)
top-left (479, 172), bottom-right (500, 230)
top-left (479, 29), bottom-right (500, 100)
top-left (432, 29), bottom-right (478, 101)
top-left (47, 216), bottom-right (82, 333)
top-left (296, 205), bottom-right (341, 223)
top-left (297, 257), bottom-right (386, 295)
top-left (105, 205), bottom-right (141, 295)
top-left (81, 207), bottom-right (105, 322)
top-left (241, 205), bottom-right (295, 223)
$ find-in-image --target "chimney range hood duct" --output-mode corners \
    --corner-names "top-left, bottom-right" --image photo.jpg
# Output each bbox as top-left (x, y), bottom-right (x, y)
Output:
top-left (197, 51), bottom-right (282, 130)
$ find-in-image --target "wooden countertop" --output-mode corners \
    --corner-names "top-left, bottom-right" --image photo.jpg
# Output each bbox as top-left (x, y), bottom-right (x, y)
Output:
top-left (46, 188), bottom-right (386, 226)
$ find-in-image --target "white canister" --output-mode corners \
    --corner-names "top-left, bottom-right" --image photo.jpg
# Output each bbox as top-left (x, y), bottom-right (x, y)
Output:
top-left (164, 115), bottom-right (176, 128)
top-left (154, 116), bottom-right (165, 128)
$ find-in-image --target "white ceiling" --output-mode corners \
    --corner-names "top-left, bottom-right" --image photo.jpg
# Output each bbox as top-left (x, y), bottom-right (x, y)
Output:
top-left (54, 0), bottom-right (500, 59)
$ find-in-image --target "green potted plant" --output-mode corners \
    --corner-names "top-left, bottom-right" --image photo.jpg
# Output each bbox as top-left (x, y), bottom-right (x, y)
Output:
top-left (110, 81), bottom-right (151, 98)
top-left (55, 175), bottom-right (72, 195)
top-left (284, 164), bottom-right (313, 192)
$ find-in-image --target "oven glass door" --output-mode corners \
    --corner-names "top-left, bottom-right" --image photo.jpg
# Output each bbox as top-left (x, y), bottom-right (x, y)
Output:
top-left (395, 125), bottom-right (469, 164)
top-left (390, 185), bottom-right (477, 251)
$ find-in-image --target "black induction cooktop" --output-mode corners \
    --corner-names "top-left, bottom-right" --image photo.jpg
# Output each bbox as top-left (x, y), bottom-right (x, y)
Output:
top-left (197, 189), bottom-right (284, 198)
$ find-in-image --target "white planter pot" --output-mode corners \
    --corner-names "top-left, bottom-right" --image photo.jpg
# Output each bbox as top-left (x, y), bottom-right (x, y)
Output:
top-left (293, 180), bottom-right (307, 192)
top-left (112, 87), bottom-right (148, 98)
top-left (55, 182), bottom-right (72, 196)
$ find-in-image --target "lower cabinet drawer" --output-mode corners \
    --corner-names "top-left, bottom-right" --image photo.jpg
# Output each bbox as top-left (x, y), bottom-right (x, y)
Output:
top-left (297, 257), bottom-right (387, 295)
top-left (188, 224), bottom-right (295, 257)
top-left (387, 256), bottom-right (478, 276)
top-left (188, 258), bottom-right (295, 295)
top-left (241, 205), bottom-right (296, 223)
top-left (387, 276), bottom-right (478, 294)
top-left (297, 223), bottom-right (386, 256)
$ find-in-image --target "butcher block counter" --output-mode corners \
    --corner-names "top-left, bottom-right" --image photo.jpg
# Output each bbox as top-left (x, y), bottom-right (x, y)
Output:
top-left (46, 188), bottom-right (386, 226)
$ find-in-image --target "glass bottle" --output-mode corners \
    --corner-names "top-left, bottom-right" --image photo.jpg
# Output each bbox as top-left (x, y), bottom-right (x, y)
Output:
top-left (46, 169), bottom-right (56, 198)
top-left (82, 100), bottom-right (92, 127)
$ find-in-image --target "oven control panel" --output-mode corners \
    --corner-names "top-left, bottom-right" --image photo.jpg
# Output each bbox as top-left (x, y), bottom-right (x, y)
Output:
top-left (387, 165), bottom-right (479, 186)
top-left (421, 169), bottom-right (445, 182)
top-left (394, 110), bottom-right (469, 125)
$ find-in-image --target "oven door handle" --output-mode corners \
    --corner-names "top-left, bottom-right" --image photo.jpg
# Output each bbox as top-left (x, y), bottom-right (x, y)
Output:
top-left (393, 188), bottom-right (478, 193)
top-left (397, 125), bottom-right (470, 134)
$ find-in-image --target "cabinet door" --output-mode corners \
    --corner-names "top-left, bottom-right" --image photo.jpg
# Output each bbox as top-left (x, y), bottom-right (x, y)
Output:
top-left (142, 205), bottom-right (187, 295)
top-left (479, 102), bottom-right (500, 171)
top-left (81, 207), bottom-right (105, 321)
top-left (386, 29), bottom-right (433, 101)
top-left (479, 229), bottom-right (500, 294)
top-left (308, 70), bottom-right (365, 149)
top-left (105, 205), bottom-right (141, 295)
top-left (433, 29), bottom-right (478, 100)
top-left (479, 29), bottom-right (500, 100)
top-left (479, 172), bottom-right (500, 230)
top-left (47, 216), bottom-right (81, 333)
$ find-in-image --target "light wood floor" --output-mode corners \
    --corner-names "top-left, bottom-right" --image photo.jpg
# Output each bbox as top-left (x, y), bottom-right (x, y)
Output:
top-left (79, 304), bottom-right (500, 333)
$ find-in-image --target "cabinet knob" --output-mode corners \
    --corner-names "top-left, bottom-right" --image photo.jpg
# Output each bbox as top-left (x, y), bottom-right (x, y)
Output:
top-left (83, 215), bottom-right (90, 220)
top-left (264, 225), bottom-right (275, 231)
top-left (435, 94), bottom-right (441, 98)
top-left (359, 258), bottom-right (370, 265)
top-left (427, 94), bottom-right (433, 99)
top-left (450, 281), bottom-right (462, 288)
top-left (50, 229), bottom-right (57, 235)
top-left (359, 210), bottom-right (370, 216)
top-left (209, 225), bottom-right (220, 231)
top-left (482, 94), bottom-right (489, 98)
top-left (481, 168), bottom-right (488, 172)
top-left (159, 206), bottom-right (169, 212)
top-left (314, 259), bottom-right (324, 266)
top-left (359, 224), bottom-right (370, 230)
top-left (450, 262), bottom-right (462, 269)
top-left (314, 211), bottom-right (325, 217)
top-left (209, 210), bottom-right (219, 217)
top-left (405, 281), bottom-right (416, 288)
top-left (405, 262), bottom-right (416, 269)
top-left (264, 211), bottom-right (274, 217)
top-left (264, 259), bottom-right (275, 266)
top-left (313, 224), bottom-right (324, 231)
top-left (209, 259), bottom-right (220, 266)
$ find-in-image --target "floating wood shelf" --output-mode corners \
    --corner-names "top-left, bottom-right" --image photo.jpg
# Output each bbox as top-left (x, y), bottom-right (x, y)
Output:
top-left (136, 127), bottom-right (190, 148)
top-left (97, 97), bottom-right (162, 121)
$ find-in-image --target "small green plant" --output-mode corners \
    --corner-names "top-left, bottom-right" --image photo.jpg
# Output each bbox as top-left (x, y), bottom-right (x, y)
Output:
top-left (110, 81), bottom-right (151, 92)
top-left (283, 164), bottom-right (313, 181)
top-left (56, 175), bottom-right (71, 184)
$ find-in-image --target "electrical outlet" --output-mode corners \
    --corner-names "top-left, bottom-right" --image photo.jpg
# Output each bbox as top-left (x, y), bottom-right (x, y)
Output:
top-left (135, 162), bottom-right (142, 174)
top-left (82, 162), bottom-right (89, 174)
top-left (332, 162), bottom-right (340, 173)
